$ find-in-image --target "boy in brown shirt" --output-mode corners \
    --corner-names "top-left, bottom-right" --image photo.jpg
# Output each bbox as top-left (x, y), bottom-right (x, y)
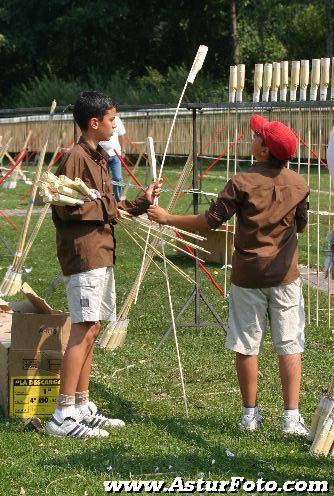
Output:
top-left (148, 115), bottom-right (310, 436)
top-left (46, 91), bottom-right (160, 438)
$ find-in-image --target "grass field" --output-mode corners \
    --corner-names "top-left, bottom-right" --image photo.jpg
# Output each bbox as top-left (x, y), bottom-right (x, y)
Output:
top-left (0, 159), bottom-right (333, 495)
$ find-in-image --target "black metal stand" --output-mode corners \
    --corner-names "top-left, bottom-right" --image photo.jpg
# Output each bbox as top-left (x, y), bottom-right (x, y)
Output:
top-left (157, 106), bottom-right (227, 348)
top-left (184, 109), bottom-right (210, 213)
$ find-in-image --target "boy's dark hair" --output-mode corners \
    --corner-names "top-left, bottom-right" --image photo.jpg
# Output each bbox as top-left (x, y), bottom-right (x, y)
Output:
top-left (268, 151), bottom-right (288, 169)
top-left (258, 134), bottom-right (288, 168)
top-left (73, 91), bottom-right (117, 131)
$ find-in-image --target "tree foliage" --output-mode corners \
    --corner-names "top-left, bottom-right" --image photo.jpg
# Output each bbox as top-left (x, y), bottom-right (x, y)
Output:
top-left (0, 0), bottom-right (332, 106)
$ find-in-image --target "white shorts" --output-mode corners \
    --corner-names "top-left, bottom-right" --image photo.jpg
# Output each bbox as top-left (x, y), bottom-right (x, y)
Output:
top-left (226, 278), bottom-right (305, 356)
top-left (63, 267), bottom-right (116, 324)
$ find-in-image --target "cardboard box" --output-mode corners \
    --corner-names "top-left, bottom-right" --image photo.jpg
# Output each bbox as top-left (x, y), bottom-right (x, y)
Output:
top-left (0, 292), bottom-right (70, 419)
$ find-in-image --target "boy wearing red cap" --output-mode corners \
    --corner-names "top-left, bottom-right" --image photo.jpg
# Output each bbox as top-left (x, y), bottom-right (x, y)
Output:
top-left (148, 115), bottom-right (310, 436)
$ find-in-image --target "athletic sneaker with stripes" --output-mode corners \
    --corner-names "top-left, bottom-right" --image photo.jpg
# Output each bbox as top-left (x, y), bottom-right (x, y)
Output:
top-left (45, 410), bottom-right (109, 438)
top-left (80, 401), bottom-right (125, 429)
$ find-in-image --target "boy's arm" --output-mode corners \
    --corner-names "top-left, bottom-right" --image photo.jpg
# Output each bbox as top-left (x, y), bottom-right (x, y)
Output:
top-left (117, 181), bottom-right (161, 217)
top-left (295, 198), bottom-right (309, 233)
top-left (118, 195), bottom-right (151, 217)
top-left (159, 212), bottom-right (210, 232)
top-left (148, 178), bottom-right (241, 230)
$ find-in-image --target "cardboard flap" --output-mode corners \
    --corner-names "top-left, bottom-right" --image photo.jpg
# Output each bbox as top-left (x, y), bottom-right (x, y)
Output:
top-left (0, 298), bottom-right (11, 313)
top-left (0, 313), bottom-right (11, 348)
top-left (21, 283), bottom-right (55, 314)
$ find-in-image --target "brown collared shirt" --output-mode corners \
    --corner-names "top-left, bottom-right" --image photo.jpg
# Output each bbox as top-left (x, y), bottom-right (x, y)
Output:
top-left (52, 138), bottom-right (150, 276)
top-left (205, 161), bottom-right (310, 288)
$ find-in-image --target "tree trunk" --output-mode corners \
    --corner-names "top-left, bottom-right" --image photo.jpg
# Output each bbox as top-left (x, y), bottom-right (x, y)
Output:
top-left (230, 0), bottom-right (239, 65)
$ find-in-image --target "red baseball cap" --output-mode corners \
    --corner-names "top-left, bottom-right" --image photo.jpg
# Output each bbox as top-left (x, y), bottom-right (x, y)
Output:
top-left (250, 114), bottom-right (297, 160)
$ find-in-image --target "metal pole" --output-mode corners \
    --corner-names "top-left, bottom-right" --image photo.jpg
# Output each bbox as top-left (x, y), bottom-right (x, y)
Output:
top-left (192, 108), bottom-right (201, 324)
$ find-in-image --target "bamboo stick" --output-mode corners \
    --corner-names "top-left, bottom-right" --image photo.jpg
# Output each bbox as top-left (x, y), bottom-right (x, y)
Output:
top-left (328, 169), bottom-right (332, 328)
top-left (0, 102), bottom-right (56, 296)
top-left (130, 218), bottom-right (208, 250)
top-left (300, 60), bottom-right (309, 101)
top-left (290, 61), bottom-right (300, 101)
top-left (316, 110), bottom-right (321, 326)
top-left (0, 131), bottom-right (32, 186)
top-left (135, 218), bottom-right (206, 242)
top-left (126, 226), bottom-right (197, 285)
top-left (224, 109), bottom-right (231, 294)
top-left (307, 108), bottom-right (311, 323)
top-left (19, 204), bottom-right (50, 267)
top-left (120, 222), bottom-right (181, 278)
top-left (133, 224), bottom-right (207, 263)
top-left (271, 62), bottom-right (280, 102)
top-left (280, 61), bottom-right (289, 101)
top-left (253, 63), bottom-right (263, 103)
top-left (0, 136), bottom-right (13, 164)
top-left (98, 154), bottom-right (194, 348)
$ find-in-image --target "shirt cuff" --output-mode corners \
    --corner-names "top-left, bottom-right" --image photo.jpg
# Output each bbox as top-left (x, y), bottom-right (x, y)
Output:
top-left (205, 209), bottom-right (223, 229)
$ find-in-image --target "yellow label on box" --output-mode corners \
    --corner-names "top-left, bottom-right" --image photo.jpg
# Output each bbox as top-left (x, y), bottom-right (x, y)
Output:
top-left (10, 376), bottom-right (60, 418)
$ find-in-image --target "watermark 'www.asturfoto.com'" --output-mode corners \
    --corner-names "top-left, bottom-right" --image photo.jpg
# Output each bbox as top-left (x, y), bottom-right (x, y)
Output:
top-left (103, 476), bottom-right (329, 493)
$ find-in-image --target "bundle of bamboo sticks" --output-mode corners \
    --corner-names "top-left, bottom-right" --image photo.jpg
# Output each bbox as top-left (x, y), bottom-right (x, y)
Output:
top-left (99, 154), bottom-right (195, 350)
top-left (251, 57), bottom-right (333, 103)
top-left (0, 102), bottom-right (56, 297)
top-left (39, 171), bottom-right (97, 206)
top-left (310, 374), bottom-right (334, 457)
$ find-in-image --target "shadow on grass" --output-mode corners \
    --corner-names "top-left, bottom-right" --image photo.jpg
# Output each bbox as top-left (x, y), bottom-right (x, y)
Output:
top-left (38, 417), bottom-right (333, 485)
top-left (34, 378), bottom-right (332, 484)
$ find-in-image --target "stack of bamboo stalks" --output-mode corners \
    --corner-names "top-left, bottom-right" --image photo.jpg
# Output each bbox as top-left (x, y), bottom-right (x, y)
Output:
top-left (39, 172), bottom-right (97, 206)
top-left (310, 374), bottom-right (334, 457)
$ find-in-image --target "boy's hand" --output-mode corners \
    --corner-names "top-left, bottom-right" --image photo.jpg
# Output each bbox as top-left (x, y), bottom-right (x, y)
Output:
top-left (145, 179), bottom-right (162, 204)
top-left (147, 205), bottom-right (169, 225)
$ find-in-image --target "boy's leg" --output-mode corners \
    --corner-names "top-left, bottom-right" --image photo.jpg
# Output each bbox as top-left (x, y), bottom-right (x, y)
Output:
top-left (46, 269), bottom-right (110, 437)
top-left (226, 284), bottom-right (267, 430)
top-left (278, 353), bottom-right (301, 410)
top-left (76, 322), bottom-right (100, 392)
top-left (269, 279), bottom-right (309, 435)
top-left (60, 321), bottom-right (100, 396)
top-left (74, 268), bottom-right (125, 429)
top-left (236, 353), bottom-right (258, 407)
top-left (46, 320), bottom-right (109, 437)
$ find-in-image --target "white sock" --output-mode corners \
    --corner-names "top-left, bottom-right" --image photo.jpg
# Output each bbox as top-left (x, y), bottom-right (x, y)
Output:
top-left (75, 390), bottom-right (90, 415)
top-left (53, 393), bottom-right (76, 423)
top-left (284, 408), bottom-right (299, 419)
top-left (243, 406), bottom-right (257, 416)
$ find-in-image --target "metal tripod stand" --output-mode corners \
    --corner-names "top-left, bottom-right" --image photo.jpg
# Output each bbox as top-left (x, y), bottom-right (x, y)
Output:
top-left (157, 105), bottom-right (227, 348)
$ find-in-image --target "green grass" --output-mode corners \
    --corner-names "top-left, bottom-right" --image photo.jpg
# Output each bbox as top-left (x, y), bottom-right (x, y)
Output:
top-left (0, 162), bottom-right (333, 495)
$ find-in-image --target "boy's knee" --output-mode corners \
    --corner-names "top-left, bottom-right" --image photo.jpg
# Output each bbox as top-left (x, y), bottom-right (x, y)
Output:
top-left (93, 321), bottom-right (101, 338)
top-left (71, 321), bottom-right (100, 347)
top-left (85, 321), bottom-right (100, 343)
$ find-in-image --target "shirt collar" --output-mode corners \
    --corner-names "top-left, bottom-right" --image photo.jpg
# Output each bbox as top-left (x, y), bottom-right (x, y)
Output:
top-left (78, 137), bottom-right (109, 163)
top-left (252, 160), bottom-right (285, 170)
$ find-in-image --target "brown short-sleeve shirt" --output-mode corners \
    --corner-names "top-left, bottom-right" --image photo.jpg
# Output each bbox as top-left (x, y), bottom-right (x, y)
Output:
top-left (205, 161), bottom-right (310, 288)
top-left (52, 138), bottom-right (150, 276)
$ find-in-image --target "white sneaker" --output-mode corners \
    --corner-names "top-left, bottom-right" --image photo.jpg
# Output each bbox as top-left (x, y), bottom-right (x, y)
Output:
top-left (80, 401), bottom-right (125, 429)
top-left (282, 414), bottom-right (310, 437)
top-left (45, 410), bottom-right (109, 438)
top-left (239, 408), bottom-right (263, 431)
